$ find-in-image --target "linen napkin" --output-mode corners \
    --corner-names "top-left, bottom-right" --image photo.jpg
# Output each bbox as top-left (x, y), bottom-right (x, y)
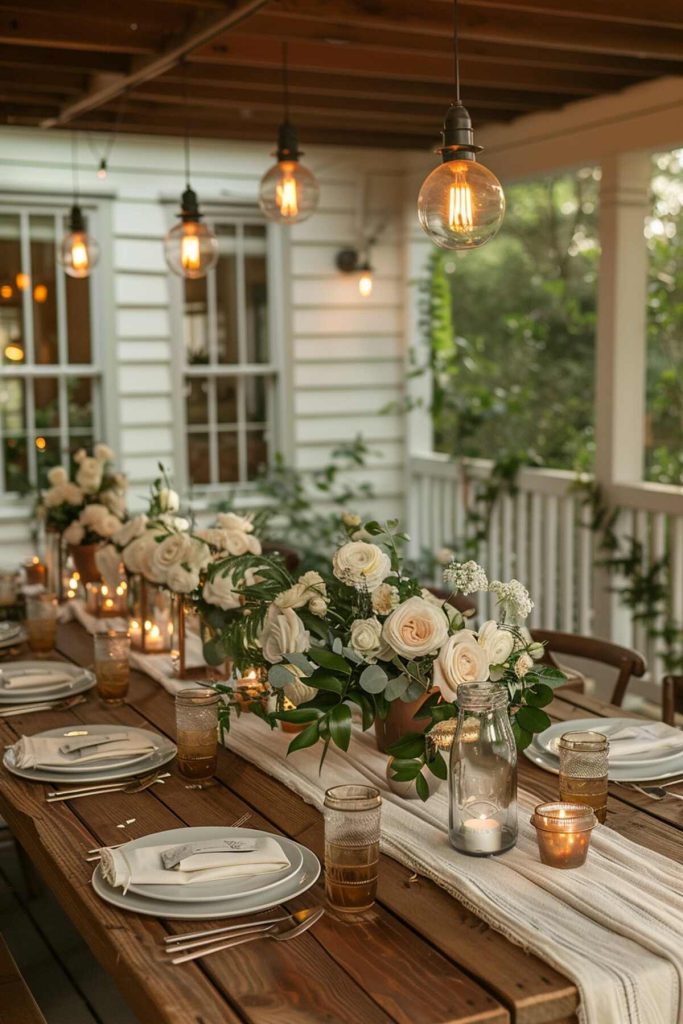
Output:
top-left (12, 733), bottom-right (157, 769)
top-left (595, 721), bottom-right (683, 763)
top-left (100, 836), bottom-right (290, 892)
top-left (0, 669), bottom-right (74, 690)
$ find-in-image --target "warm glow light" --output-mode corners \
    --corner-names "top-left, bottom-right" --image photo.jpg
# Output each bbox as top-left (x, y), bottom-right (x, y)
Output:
top-left (4, 343), bottom-right (23, 362)
top-left (448, 175), bottom-right (474, 229)
top-left (35, 436), bottom-right (47, 451)
top-left (259, 158), bottom-right (319, 225)
top-left (276, 173), bottom-right (299, 218)
top-left (15, 273), bottom-right (30, 291)
top-left (418, 159), bottom-right (505, 250)
top-left (70, 234), bottom-right (90, 273)
top-left (0, 285), bottom-right (12, 299)
top-left (180, 231), bottom-right (201, 272)
top-left (358, 270), bottom-right (373, 298)
top-left (33, 284), bottom-right (48, 303)
top-left (101, 584), bottom-right (109, 596)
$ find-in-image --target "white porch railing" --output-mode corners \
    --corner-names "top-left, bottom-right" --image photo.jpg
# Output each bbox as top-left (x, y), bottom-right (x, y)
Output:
top-left (408, 452), bottom-right (683, 685)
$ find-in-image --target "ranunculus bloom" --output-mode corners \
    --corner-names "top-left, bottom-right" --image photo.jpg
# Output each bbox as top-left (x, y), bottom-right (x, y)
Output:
top-left (150, 533), bottom-right (192, 579)
top-left (165, 564), bottom-right (200, 594)
top-left (75, 456), bottom-right (103, 495)
top-left (47, 466), bottom-right (67, 486)
top-left (216, 512), bottom-right (254, 533)
top-left (221, 529), bottom-right (262, 556)
top-left (381, 596), bottom-right (449, 659)
top-left (94, 443), bottom-right (115, 463)
top-left (332, 541), bottom-right (391, 593)
top-left (202, 569), bottom-right (243, 611)
top-left (477, 620), bottom-right (514, 666)
top-left (349, 617), bottom-right (383, 662)
top-left (433, 631), bottom-right (490, 702)
top-left (371, 582), bottom-right (400, 616)
top-left (260, 605), bottom-right (310, 664)
top-left (114, 514), bottom-right (148, 548)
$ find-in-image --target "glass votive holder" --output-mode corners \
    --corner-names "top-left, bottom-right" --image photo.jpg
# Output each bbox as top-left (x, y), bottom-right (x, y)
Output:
top-left (323, 784), bottom-right (382, 914)
top-left (25, 592), bottom-right (58, 656)
top-left (175, 688), bottom-right (219, 787)
top-left (23, 557), bottom-right (46, 588)
top-left (530, 802), bottom-right (598, 869)
top-left (0, 568), bottom-right (18, 606)
top-left (93, 630), bottom-right (131, 705)
top-left (558, 730), bottom-right (609, 823)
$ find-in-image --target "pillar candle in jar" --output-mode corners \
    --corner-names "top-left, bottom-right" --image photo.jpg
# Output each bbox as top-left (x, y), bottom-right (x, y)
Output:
top-left (462, 817), bottom-right (503, 854)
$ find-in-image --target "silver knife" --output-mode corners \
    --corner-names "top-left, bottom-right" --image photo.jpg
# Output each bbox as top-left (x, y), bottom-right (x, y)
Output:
top-left (59, 733), bottom-right (128, 755)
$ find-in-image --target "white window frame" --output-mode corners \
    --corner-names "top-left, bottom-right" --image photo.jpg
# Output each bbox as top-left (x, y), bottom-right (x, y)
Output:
top-left (169, 201), bottom-right (291, 496)
top-left (0, 196), bottom-right (111, 494)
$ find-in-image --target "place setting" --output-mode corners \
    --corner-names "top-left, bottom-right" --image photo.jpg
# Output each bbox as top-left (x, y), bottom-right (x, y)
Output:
top-left (0, 620), bottom-right (27, 659)
top-left (0, 659), bottom-right (97, 717)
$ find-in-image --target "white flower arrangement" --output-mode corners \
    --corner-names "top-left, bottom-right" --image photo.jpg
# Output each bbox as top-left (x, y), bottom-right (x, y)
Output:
top-left (39, 445), bottom-right (128, 544)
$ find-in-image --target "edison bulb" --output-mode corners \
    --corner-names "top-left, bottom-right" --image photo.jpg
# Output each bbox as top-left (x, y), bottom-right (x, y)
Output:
top-left (259, 160), bottom-right (319, 224)
top-left (418, 159), bottom-right (505, 250)
top-left (358, 267), bottom-right (373, 298)
top-left (164, 220), bottom-right (218, 280)
top-left (58, 230), bottom-right (100, 278)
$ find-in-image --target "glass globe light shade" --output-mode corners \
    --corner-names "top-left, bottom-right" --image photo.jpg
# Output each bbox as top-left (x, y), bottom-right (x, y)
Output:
top-left (259, 160), bottom-right (320, 224)
top-left (358, 266), bottom-right (373, 298)
top-left (418, 159), bottom-right (505, 250)
top-left (164, 219), bottom-right (218, 279)
top-left (58, 230), bottom-right (100, 278)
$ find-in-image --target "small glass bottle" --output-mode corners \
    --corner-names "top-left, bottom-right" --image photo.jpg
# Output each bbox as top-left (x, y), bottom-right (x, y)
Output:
top-left (558, 731), bottom-right (608, 823)
top-left (449, 683), bottom-right (517, 856)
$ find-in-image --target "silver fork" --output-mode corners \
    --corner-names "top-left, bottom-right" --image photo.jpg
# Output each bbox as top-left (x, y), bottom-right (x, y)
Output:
top-left (627, 783), bottom-right (683, 801)
top-left (85, 810), bottom-right (252, 862)
top-left (169, 907), bottom-right (324, 965)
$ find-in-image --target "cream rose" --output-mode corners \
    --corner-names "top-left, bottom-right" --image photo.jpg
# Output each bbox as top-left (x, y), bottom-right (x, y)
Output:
top-left (515, 652), bottom-right (534, 678)
top-left (75, 456), bottom-right (103, 495)
top-left (381, 596), bottom-right (449, 659)
top-left (150, 533), bottom-right (192, 579)
top-left (202, 569), bottom-right (243, 611)
top-left (184, 538), bottom-right (211, 572)
top-left (260, 605), bottom-right (310, 664)
top-left (73, 448), bottom-right (87, 465)
top-left (63, 520), bottom-right (84, 545)
top-left (47, 466), bottom-right (67, 486)
top-left (371, 582), bottom-right (400, 616)
top-left (332, 541), bottom-right (391, 593)
top-left (95, 544), bottom-right (122, 591)
top-left (216, 512), bottom-right (254, 533)
top-left (433, 632), bottom-right (490, 702)
top-left (477, 620), bottom-right (515, 666)
top-left (62, 482), bottom-right (84, 506)
top-left (349, 617), bottom-right (383, 662)
top-left (165, 564), bottom-right (200, 594)
top-left (308, 595), bottom-right (328, 617)
top-left (79, 503), bottom-right (110, 533)
top-left (114, 514), bottom-right (147, 548)
top-left (94, 443), bottom-right (115, 463)
top-left (158, 487), bottom-right (180, 513)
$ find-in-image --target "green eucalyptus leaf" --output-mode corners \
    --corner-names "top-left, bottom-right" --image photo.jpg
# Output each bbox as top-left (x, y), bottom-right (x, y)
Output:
top-left (284, 652), bottom-right (316, 675)
top-left (384, 674), bottom-right (409, 701)
top-left (202, 637), bottom-right (227, 667)
top-left (307, 647), bottom-right (351, 675)
top-left (268, 664), bottom-right (295, 689)
top-left (359, 664), bottom-right (388, 694)
top-left (401, 680), bottom-right (426, 702)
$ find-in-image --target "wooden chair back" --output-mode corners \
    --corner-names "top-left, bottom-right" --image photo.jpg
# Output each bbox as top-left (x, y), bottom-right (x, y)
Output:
top-left (662, 675), bottom-right (683, 726)
top-left (530, 629), bottom-right (647, 707)
top-left (425, 586), bottom-right (477, 618)
top-left (261, 541), bottom-right (300, 575)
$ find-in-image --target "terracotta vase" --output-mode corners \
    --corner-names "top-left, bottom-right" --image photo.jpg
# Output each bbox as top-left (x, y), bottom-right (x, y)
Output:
top-left (374, 688), bottom-right (435, 754)
top-left (68, 542), bottom-right (102, 584)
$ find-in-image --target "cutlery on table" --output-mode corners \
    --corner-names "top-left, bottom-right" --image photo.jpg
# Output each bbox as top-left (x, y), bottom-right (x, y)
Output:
top-left (85, 810), bottom-right (251, 861)
top-left (626, 783), bottom-right (683, 801)
top-left (0, 694), bottom-right (87, 717)
top-left (168, 907), bottom-right (325, 964)
top-left (59, 733), bottom-right (130, 755)
top-left (164, 908), bottom-right (319, 952)
top-left (46, 771), bottom-right (170, 803)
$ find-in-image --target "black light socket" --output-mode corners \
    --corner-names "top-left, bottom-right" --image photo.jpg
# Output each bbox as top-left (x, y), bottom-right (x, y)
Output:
top-left (276, 121), bottom-right (301, 163)
top-left (439, 102), bottom-right (482, 163)
top-left (179, 186), bottom-right (203, 223)
top-left (68, 204), bottom-right (86, 233)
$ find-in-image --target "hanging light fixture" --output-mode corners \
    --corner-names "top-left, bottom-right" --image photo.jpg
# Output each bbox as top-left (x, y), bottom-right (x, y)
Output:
top-left (164, 65), bottom-right (218, 279)
top-left (58, 134), bottom-right (100, 279)
top-left (417, 0), bottom-right (505, 250)
top-left (259, 43), bottom-right (319, 224)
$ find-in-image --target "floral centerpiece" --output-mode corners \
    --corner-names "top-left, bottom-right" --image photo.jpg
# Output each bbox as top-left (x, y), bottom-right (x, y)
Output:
top-left (205, 517), bottom-right (565, 796)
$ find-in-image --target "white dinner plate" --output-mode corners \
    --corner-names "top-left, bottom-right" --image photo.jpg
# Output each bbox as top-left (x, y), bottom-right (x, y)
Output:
top-left (128, 831), bottom-right (303, 903)
top-left (3, 724), bottom-right (176, 784)
top-left (0, 628), bottom-right (26, 650)
top-left (0, 661), bottom-right (94, 703)
top-left (535, 717), bottom-right (683, 772)
top-left (92, 827), bottom-right (320, 920)
top-left (0, 623), bottom-right (21, 640)
top-left (524, 735), bottom-right (683, 782)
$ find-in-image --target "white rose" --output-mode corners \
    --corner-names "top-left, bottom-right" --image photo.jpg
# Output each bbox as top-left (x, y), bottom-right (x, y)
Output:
top-left (95, 544), bottom-right (122, 591)
top-left (114, 514), bottom-right (148, 548)
top-left (98, 513), bottom-right (123, 538)
top-left (216, 512), bottom-right (254, 533)
top-left (73, 448), bottom-right (87, 465)
top-left (433, 632), bottom-right (490, 702)
top-left (222, 529), bottom-right (262, 556)
top-left (158, 487), bottom-right (180, 513)
top-left (150, 533), bottom-right (192, 579)
top-left (184, 538), bottom-right (211, 571)
top-left (47, 466), bottom-right (67, 486)
top-left (157, 513), bottom-right (190, 532)
top-left (260, 605), bottom-right (310, 664)
top-left (477, 620), bottom-right (515, 666)
top-left (202, 566), bottom-right (260, 610)
top-left (275, 571), bottom-right (326, 611)
top-left (371, 582), bottom-right (400, 616)
top-left (515, 652), bottom-right (534, 678)
top-left (308, 595), bottom-right (328, 617)
top-left (43, 485), bottom-right (66, 508)
top-left (274, 582), bottom-right (308, 610)
top-left (79, 503), bottom-right (110, 534)
top-left (332, 541), bottom-right (391, 593)
top-left (349, 617), bottom-right (383, 662)
top-left (122, 533), bottom-right (160, 578)
top-left (381, 596), bottom-right (449, 659)
top-left (63, 520), bottom-right (84, 545)
top-left (436, 547), bottom-right (456, 566)
top-left (342, 512), bottom-right (361, 528)
top-left (62, 482), bottom-right (84, 506)
top-left (76, 456), bottom-right (103, 495)
top-left (165, 564), bottom-right (200, 594)
top-left (94, 443), bottom-right (115, 463)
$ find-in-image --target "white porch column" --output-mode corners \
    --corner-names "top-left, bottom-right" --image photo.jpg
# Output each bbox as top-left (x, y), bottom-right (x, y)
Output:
top-left (592, 150), bottom-right (651, 642)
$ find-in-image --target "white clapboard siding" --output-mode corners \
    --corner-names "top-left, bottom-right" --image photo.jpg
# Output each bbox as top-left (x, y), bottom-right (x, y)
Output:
top-left (295, 388), bottom-right (400, 416)
top-left (294, 361), bottom-right (403, 389)
top-left (295, 335), bottom-right (401, 362)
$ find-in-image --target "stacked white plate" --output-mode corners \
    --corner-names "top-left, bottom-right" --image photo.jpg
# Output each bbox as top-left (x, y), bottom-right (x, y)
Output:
top-left (3, 723), bottom-right (177, 784)
top-left (0, 622), bottom-right (26, 651)
top-left (525, 716), bottom-right (683, 782)
top-left (0, 660), bottom-right (95, 704)
top-left (92, 826), bottom-right (321, 920)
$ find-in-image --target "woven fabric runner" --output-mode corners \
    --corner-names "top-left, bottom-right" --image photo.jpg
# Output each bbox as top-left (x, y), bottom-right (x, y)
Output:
top-left (64, 599), bottom-right (683, 1024)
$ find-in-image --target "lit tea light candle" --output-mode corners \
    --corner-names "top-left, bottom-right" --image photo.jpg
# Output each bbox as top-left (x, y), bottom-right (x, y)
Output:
top-left (235, 667), bottom-right (267, 711)
top-left (462, 816), bottom-right (503, 854)
top-left (530, 802), bottom-right (598, 869)
top-left (24, 557), bottom-right (46, 587)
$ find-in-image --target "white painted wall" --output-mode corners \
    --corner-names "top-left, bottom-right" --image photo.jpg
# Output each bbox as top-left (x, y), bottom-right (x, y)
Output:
top-left (0, 127), bottom-right (423, 558)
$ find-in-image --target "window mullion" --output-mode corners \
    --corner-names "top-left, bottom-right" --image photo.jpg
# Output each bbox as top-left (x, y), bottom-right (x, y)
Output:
top-left (19, 210), bottom-right (34, 366)
top-left (208, 377), bottom-right (219, 485)
top-left (237, 376), bottom-right (247, 484)
top-left (54, 217), bottom-right (70, 461)
top-left (25, 373), bottom-right (37, 486)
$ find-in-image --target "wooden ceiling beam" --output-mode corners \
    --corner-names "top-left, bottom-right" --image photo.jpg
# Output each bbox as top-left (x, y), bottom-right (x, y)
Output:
top-left (431, 0), bottom-right (683, 31)
top-left (0, 44), bottom-right (130, 74)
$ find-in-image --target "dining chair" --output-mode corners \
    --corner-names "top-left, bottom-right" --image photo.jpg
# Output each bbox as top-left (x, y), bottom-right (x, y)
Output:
top-left (530, 630), bottom-right (647, 707)
top-left (662, 675), bottom-right (683, 726)
top-left (261, 542), bottom-right (300, 574)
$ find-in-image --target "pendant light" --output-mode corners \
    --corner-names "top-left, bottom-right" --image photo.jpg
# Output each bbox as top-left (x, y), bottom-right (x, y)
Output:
top-left (417, 0), bottom-right (505, 250)
top-left (58, 134), bottom-right (100, 279)
top-left (259, 43), bottom-right (319, 224)
top-left (164, 66), bottom-right (218, 280)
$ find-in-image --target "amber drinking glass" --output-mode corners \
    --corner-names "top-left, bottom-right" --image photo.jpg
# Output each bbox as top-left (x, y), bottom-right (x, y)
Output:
top-left (25, 592), bottom-right (58, 656)
top-left (558, 731), bottom-right (609, 823)
top-left (94, 631), bottom-right (131, 705)
top-left (175, 688), bottom-right (219, 786)
top-left (323, 785), bottom-right (381, 914)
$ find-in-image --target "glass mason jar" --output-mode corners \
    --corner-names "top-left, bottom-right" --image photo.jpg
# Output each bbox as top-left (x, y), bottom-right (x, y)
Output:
top-left (449, 683), bottom-right (517, 856)
top-left (323, 785), bottom-right (381, 914)
top-left (25, 592), bottom-right (58, 657)
top-left (93, 630), bottom-right (131, 705)
top-left (175, 688), bottom-right (219, 786)
top-left (558, 730), bottom-right (609, 823)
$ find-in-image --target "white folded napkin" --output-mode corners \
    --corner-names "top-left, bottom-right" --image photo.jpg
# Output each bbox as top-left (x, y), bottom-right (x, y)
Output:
top-left (100, 836), bottom-right (290, 893)
top-left (599, 721), bottom-right (683, 762)
top-left (12, 734), bottom-right (157, 769)
top-left (1, 670), bottom-right (74, 690)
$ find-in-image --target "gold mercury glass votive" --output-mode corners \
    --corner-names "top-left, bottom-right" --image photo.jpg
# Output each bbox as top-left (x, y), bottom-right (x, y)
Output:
top-left (93, 630), bottom-right (131, 705)
top-left (530, 802), bottom-right (598, 869)
top-left (175, 688), bottom-right (219, 786)
top-left (324, 785), bottom-right (382, 914)
top-left (25, 592), bottom-right (58, 656)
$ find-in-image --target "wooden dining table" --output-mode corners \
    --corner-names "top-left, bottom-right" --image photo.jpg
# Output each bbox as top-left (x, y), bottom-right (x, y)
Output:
top-left (0, 619), bottom-right (681, 1024)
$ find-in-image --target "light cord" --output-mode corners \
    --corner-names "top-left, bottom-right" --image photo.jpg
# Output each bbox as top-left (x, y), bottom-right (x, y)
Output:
top-left (282, 41), bottom-right (290, 121)
top-left (453, 0), bottom-right (461, 104)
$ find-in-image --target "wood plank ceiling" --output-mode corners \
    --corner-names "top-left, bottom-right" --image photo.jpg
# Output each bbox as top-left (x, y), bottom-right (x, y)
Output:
top-left (0, 0), bottom-right (680, 149)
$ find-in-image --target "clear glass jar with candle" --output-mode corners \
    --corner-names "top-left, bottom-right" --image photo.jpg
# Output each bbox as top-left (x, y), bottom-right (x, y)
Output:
top-left (449, 683), bottom-right (517, 856)
top-left (558, 731), bottom-right (609, 823)
top-left (531, 802), bottom-right (598, 868)
top-left (324, 785), bottom-right (381, 914)
top-left (175, 688), bottom-right (219, 786)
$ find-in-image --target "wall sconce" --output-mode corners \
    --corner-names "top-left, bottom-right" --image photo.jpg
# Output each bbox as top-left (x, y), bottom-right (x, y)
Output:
top-left (336, 247), bottom-right (374, 298)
